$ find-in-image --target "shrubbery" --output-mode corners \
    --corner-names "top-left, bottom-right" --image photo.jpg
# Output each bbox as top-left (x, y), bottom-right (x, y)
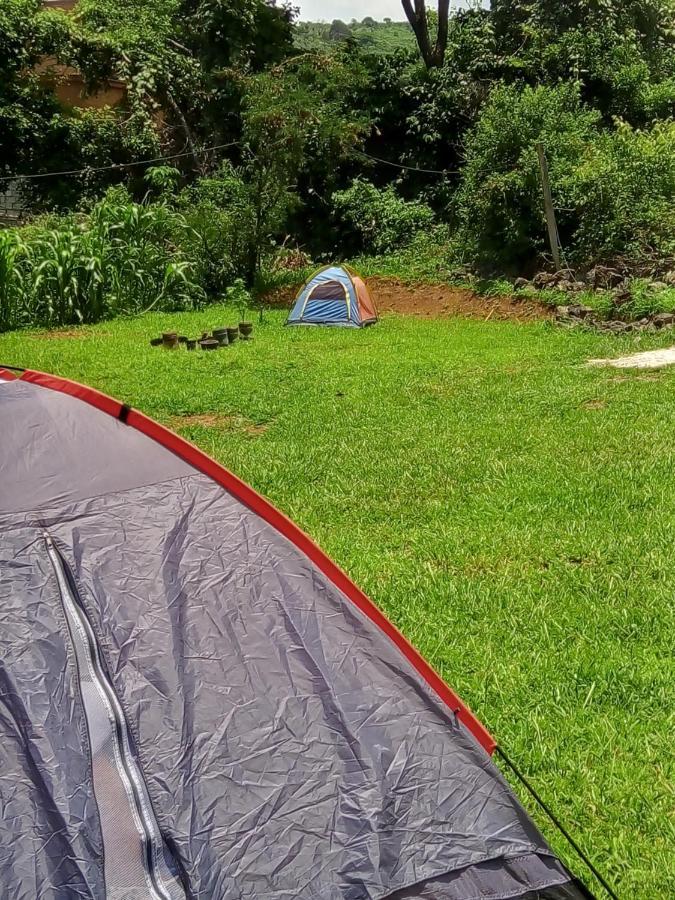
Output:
top-left (331, 179), bottom-right (437, 254)
top-left (176, 163), bottom-right (253, 297)
top-left (455, 82), bottom-right (675, 270)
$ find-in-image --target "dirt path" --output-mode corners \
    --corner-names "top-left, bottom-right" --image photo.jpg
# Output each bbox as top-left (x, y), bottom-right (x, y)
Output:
top-left (266, 277), bottom-right (551, 322)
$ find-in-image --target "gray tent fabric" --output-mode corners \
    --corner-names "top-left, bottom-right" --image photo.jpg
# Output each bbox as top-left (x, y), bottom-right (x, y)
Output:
top-left (0, 374), bottom-right (590, 900)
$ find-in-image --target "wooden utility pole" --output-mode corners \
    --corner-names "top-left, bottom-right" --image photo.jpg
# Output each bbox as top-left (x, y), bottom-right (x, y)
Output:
top-left (535, 142), bottom-right (562, 271)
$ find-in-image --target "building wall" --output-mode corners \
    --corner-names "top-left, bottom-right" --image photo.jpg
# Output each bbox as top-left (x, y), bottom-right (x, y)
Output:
top-left (40, 0), bottom-right (127, 109)
top-left (36, 60), bottom-right (127, 109)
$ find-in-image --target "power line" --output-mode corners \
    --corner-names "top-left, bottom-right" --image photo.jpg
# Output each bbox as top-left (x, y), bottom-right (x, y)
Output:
top-left (0, 142), bottom-right (238, 183)
top-left (353, 148), bottom-right (457, 176)
top-left (1, 142), bottom-right (452, 183)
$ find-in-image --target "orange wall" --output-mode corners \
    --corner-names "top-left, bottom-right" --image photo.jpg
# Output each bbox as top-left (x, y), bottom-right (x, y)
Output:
top-left (42, 0), bottom-right (79, 10)
top-left (40, 1), bottom-right (127, 108)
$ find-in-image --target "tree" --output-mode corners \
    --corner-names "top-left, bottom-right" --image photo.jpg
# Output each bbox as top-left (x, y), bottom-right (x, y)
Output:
top-left (490, 0), bottom-right (675, 124)
top-left (71, 0), bottom-right (296, 173)
top-left (0, 0), bottom-right (67, 178)
top-left (329, 20), bottom-right (351, 41)
top-left (233, 56), bottom-right (369, 282)
top-left (401, 0), bottom-right (450, 68)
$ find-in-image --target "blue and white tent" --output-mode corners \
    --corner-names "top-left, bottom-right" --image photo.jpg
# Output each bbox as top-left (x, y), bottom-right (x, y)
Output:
top-left (287, 265), bottom-right (378, 328)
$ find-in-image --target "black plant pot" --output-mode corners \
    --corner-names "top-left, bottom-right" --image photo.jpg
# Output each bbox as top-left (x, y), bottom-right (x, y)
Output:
top-left (226, 327), bottom-right (239, 344)
top-left (199, 338), bottom-right (219, 351)
top-left (212, 328), bottom-right (229, 347)
top-left (239, 322), bottom-right (253, 339)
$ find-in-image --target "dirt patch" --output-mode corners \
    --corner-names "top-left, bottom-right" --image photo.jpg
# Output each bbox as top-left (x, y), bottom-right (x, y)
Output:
top-left (369, 278), bottom-right (551, 321)
top-left (168, 413), bottom-right (269, 435)
top-left (32, 327), bottom-right (107, 340)
top-left (609, 373), bottom-right (664, 383)
top-left (265, 277), bottom-right (550, 322)
top-left (582, 398), bottom-right (607, 410)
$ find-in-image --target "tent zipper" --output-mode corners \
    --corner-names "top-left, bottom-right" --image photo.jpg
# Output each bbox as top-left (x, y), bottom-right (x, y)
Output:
top-left (44, 533), bottom-right (185, 900)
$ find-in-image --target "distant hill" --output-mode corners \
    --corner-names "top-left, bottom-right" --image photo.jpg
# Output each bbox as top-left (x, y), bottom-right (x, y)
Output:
top-left (295, 19), bottom-right (416, 54)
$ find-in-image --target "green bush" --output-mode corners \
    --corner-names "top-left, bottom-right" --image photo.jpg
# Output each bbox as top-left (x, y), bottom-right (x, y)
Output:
top-left (0, 188), bottom-right (203, 332)
top-left (331, 179), bottom-right (437, 255)
top-left (454, 83), bottom-right (601, 269)
top-left (570, 120), bottom-right (675, 262)
top-left (176, 163), bottom-right (253, 296)
top-left (455, 82), bottom-right (675, 270)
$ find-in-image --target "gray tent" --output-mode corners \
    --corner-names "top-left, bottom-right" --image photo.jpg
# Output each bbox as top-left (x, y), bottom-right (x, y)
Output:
top-left (0, 367), bottom-right (594, 899)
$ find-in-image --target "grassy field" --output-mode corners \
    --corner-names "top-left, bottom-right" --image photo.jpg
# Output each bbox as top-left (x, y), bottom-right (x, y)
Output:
top-left (2, 307), bottom-right (674, 897)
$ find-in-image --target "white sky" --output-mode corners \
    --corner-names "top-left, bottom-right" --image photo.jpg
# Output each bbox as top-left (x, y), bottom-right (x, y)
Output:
top-left (296, 0), bottom-right (407, 21)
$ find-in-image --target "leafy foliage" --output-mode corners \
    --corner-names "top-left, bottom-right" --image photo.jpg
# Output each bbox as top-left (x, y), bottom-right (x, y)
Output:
top-left (0, 0), bottom-right (69, 179)
top-left (455, 83), bottom-right (675, 270)
top-left (0, 189), bottom-right (203, 331)
top-left (176, 162), bottom-right (253, 294)
top-left (332, 179), bottom-right (436, 254)
top-left (295, 19), bottom-right (416, 54)
top-left (1, 0), bottom-right (674, 284)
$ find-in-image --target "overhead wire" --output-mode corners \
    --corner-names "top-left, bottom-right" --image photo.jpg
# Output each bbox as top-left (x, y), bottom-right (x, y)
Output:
top-left (352, 148), bottom-right (457, 175)
top-left (1, 143), bottom-right (453, 183)
top-left (0, 141), bottom-right (239, 183)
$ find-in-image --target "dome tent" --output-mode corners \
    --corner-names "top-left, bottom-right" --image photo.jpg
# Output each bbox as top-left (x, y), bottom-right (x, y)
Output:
top-left (287, 264), bottom-right (378, 327)
top-left (0, 366), bottom-right (599, 899)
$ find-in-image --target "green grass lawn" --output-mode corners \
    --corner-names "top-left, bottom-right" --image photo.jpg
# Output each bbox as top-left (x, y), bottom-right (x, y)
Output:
top-left (2, 308), bottom-right (674, 897)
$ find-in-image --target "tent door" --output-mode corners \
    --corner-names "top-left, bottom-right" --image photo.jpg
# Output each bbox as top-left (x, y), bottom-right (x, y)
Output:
top-left (44, 534), bottom-right (185, 900)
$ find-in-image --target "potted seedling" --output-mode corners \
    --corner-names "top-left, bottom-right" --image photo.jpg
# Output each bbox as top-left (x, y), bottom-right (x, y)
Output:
top-left (227, 280), bottom-right (253, 340)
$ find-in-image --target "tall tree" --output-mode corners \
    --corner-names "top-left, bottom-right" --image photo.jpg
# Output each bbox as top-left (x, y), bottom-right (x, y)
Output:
top-left (401, 0), bottom-right (450, 68)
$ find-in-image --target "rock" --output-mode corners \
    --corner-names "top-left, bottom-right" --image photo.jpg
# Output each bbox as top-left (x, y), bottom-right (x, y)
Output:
top-left (533, 271), bottom-right (558, 288)
top-left (598, 321), bottom-right (627, 334)
top-left (663, 270), bottom-right (675, 286)
top-left (612, 286), bottom-right (632, 305)
top-left (652, 312), bottom-right (675, 328)
top-left (514, 277), bottom-right (530, 290)
top-left (649, 281), bottom-right (669, 292)
top-left (586, 265), bottom-right (624, 289)
top-left (555, 303), bottom-right (598, 327)
top-left (569, 281), bottom-right (586, 293)
top-left (569, 304), bottom-right (595, 319)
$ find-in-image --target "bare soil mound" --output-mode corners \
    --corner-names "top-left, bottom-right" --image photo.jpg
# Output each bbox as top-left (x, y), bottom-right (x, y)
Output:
top-left (265, 277), bottom-right (550, 322)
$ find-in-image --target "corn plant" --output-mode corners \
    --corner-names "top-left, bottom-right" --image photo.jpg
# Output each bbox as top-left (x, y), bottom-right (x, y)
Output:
top-left (2, 188), bottom-right (205, 332)
top-left (29, 228), bottom-right (97, 326)
top-left (0, 230), bottom-right (29, 332)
